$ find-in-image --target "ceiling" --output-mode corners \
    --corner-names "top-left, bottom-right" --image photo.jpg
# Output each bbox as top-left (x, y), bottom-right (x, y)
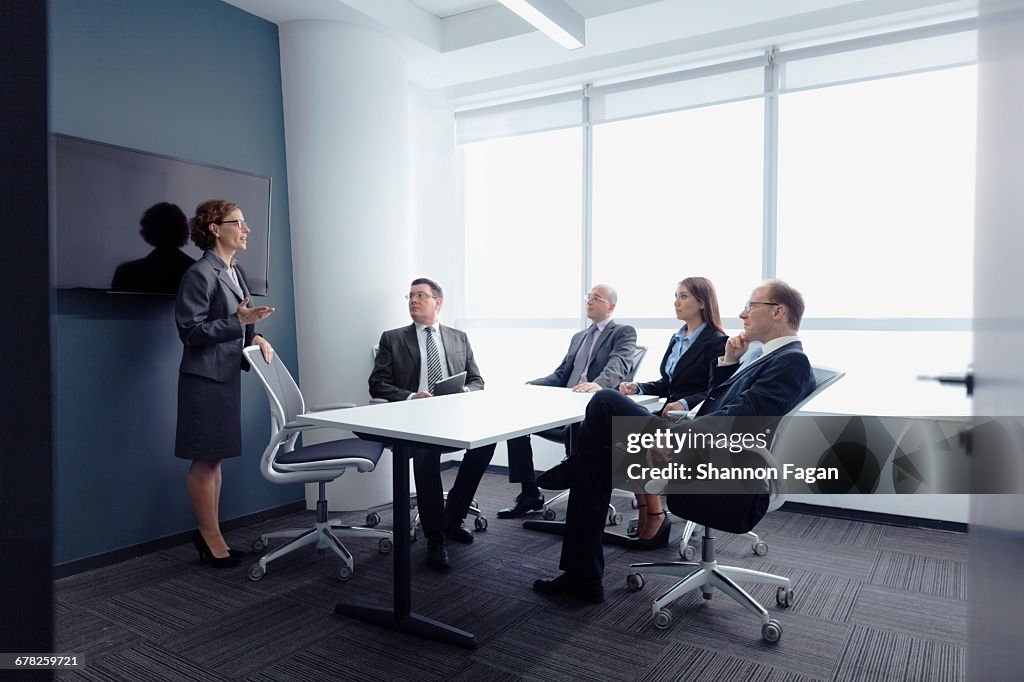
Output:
top-left (221, 0), bottom-right (976, 103)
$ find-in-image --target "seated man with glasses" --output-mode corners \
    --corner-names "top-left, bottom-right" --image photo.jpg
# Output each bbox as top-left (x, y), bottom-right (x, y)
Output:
top-left (532, 280), bottom-right (816, 603)
top-left (368, 277), bottom-right (495, 571)
top-left (497, 284), bottom-right (637, 519)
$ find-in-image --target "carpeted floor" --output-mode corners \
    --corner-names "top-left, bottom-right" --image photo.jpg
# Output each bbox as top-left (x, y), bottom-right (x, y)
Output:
top-left (55, 470), bottom-right (966, 681)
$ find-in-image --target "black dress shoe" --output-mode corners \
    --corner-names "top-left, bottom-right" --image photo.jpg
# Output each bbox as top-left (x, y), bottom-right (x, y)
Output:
top-left (228, 548), bottom-right (246, 558)
top-left (426, 534), bottom-right (453, 570)
top-left (536, 458), bottom-right (574, 490)
top-left (191, 530), bottom-right (241, 568)
top-left (623, 512), bottom-right (671, 551)
top-left (445, 520), bottom-right (474, 545)
top-left (497, 492), bottom-right (545, 519)
top-left (533, 572), bottom-right (604, 603)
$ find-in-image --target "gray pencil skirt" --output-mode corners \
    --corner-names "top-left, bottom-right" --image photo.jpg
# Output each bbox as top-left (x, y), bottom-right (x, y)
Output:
top-left (174, 371), bottom-right (242, 460)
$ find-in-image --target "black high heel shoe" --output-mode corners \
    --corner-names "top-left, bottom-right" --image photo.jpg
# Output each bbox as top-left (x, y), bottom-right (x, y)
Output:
top-left (624, 511), bottom-right (671, 550)
top-left (191, 530), bottom-right (241, 568)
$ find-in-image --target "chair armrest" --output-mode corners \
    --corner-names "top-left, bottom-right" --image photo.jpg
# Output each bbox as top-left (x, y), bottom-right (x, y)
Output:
top-left (281, 421), bottom-right (326, 433)
top-left (307, 402), bottom-right (357, 412)
top-left (369, 398), bottom-right (389, 405)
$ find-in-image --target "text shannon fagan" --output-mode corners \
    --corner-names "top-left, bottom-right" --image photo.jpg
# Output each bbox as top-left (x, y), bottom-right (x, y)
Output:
top-left (626, 462), bottom-right (839, 485)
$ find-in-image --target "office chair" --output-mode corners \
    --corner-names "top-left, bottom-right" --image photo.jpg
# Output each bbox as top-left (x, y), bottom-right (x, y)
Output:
top-left (627, 365), bottom-right (844, 642)
top-left (539, 345), bottom-right (649, 525)
top-left (362, 345), bottom-right (487, 541)
top-left (674, 366), bottom-right (845, 560)
top-left (242, 346), bottom-right (394, 582)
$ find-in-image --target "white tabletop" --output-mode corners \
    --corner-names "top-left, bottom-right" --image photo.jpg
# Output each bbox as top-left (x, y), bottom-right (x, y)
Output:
top-left (298, 385), bottom-right (660, 450)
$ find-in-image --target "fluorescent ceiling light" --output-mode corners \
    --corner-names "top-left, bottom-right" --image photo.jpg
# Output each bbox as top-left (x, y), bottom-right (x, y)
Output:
top-left (498, 0), bottom-right (585, 50)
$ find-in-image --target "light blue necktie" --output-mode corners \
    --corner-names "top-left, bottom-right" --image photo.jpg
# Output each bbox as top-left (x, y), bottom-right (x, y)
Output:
top-left (734, 343), bottom-right (764, 376)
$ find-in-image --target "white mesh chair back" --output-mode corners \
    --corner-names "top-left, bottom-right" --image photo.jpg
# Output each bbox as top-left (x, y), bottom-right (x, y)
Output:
top-left (243, 346), bottom-right (306, 433)
top-left (625, 345), bottom-right (648, 382)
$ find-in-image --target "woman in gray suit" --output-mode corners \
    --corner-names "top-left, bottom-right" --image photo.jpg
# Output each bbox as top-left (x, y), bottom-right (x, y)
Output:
top-left (175, 199), bottom-right (275, 568)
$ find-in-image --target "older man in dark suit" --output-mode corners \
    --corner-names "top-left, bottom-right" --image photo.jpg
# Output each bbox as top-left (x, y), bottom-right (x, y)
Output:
top-left (533, 280), bottom-right (817, 603)
top-left (497, 284), bottom-right (637, 519)
top-left (369, 277), bottom-right (495, 571)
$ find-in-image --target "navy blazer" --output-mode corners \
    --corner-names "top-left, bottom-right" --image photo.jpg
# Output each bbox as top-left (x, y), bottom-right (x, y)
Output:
top-left (694, 340), bottom-right (815, 419)
top-left (369, 323), bottom-right (485, 402)
top-left (175, 250), bottom-right (257, 382)
top-left (637, 325), bottom-right (727, 407)
top-left (531, 320), bottom-right (637, 389)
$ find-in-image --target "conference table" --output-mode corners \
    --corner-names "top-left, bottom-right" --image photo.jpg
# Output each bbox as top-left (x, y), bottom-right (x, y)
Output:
top-left (298, 385), bottom-right (660, 649)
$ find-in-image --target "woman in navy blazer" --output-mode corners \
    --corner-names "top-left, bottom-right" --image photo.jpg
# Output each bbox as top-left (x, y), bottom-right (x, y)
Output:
top-left (617, 276), bottom-right (727, 548)
top-left (175, 199), bottom-right (275, 568)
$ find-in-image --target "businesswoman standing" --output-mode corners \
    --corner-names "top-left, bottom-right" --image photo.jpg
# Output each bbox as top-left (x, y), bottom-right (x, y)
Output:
top-left (175, 199), bottom-right (275, 567)
top-left (618, 276), bottom-right (727, 548)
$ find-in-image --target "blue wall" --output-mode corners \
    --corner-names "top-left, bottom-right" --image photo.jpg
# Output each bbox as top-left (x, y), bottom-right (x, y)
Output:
top-left (49, 0), bottom-right (300, 564)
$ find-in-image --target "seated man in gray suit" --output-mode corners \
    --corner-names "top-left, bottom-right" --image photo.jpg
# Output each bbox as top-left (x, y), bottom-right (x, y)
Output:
top-left (369, 277), bottom-right (495, 571)
top-left (497, 284), bottom-right (637, 519)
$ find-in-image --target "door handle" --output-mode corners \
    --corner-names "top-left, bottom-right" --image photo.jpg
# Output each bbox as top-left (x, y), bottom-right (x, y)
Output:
top-left (916, 371), bottom-right (974, 397)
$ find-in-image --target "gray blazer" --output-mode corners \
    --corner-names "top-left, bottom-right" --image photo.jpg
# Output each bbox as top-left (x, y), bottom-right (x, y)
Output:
top-left (369, 323), bottom-right (485, 402)
top-left (175, 250), bottom-right (257, 382)
top-left (531, 319), bottom-right (637, 389)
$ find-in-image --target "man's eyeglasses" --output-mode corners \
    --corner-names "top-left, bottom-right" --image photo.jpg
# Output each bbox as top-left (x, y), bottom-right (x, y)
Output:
top-left (217, 219), bottom-right (249, 230)
top-left (406, 292), bottom-right (437, 301)
top-left (742, 301), bottom-right (779, 313)
top-left (585, 293), bottom-right (610, 304)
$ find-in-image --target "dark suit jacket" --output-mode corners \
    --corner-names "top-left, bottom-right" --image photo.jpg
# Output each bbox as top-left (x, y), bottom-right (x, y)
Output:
top-left (637, 326), bottom-right (727, 407)
top-left (692, 340), bottom-right (815, 420)
top-left (530, 320), bottom-right (637, 389)
top-left (369, 323), bottom-right (485, 402)
top-left (662, 340), bottom-right (816, 534)
top-left (175, 250), bottom-right (257, 382)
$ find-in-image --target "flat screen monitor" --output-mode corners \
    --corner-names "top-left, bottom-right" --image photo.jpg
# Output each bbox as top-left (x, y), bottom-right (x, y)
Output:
top-left (53, 134), bottom-right (272, 295)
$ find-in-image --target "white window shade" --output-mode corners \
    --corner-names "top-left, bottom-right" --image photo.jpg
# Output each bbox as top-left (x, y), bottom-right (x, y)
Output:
top-left (780, 28), bottom-right (976, 93)
top-left (455, 91), bottom-right (583, 144)
top-left (588, 64), bottom-right (765, 125)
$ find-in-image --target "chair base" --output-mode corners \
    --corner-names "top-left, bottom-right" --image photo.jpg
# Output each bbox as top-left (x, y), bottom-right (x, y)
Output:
top-left (541, 488), bottom-right (628, 526)
top-left (628, 527), bottom-right (791, 642)
top-left (366, 493), bottom-right (488, 541)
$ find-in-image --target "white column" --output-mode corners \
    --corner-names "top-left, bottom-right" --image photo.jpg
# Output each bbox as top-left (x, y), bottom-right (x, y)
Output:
top-left (280, 21), bottom-right (414, 509)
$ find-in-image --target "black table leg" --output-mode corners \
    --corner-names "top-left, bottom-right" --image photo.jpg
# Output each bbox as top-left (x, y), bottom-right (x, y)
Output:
top-left (334, 441), bottom-right (478, 649)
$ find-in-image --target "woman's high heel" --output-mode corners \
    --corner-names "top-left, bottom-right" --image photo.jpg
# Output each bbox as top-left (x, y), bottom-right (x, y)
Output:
top-left (191, 530), bottom-right (241, 568)
top-left (624, 511), bottom-right (671, 550)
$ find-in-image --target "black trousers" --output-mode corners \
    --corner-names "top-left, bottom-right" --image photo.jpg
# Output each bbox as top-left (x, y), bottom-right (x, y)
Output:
top-left (412, 443), bottom-right (496, 537)
top-left (506, 425), bottom-right (576, 485)
top-left (559, 390), bottom-right (652, 581)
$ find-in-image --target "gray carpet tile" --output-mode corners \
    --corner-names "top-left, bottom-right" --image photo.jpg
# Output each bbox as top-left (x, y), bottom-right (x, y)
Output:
top-left (776, 514), bottom-right (886, 551)
top-left (56, 641), bottom-right (234, 682)
top-left (158, 596), bottom-right (351, 678)
top-left (876, 525), bottom-right (968, 562)
top-left (849, 584), bottom-right (967, 645)
top-left (640, 640), bottom-right (825, 682)
top-left (479, 611), bottom-right (674, 681)
top-left (55, 552), bottom-right (191, 608)
top-left (55, 606), bottom-right (141, 661)
top-left (247, 614), bottom-right (477, 682)
top-left (831, 625), bottom-right (965, 682)
top-left (869, 550), bottom-right (967, 600)
top-left (54, 472), bottom-right (970, 681)
top-left (82, 573), bottom-right (258, 640)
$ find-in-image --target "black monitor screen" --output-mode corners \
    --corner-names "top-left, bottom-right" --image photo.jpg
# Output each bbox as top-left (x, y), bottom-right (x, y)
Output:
top-left (54, 134), bottom-right (272, 295)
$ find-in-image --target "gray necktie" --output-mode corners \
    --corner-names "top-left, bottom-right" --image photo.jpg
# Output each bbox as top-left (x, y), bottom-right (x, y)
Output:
top-left (568, 326), bottom-right (596, 386)
top-left (425, 326), bottom-right (444, 392)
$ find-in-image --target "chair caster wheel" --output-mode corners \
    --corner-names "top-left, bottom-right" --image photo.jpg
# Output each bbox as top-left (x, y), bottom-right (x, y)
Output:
top-left (248, 563), bottom-right (265, 582)
top-left (366, 512), bottom-right (381, 527)
top-left (680, 544), bottom-right (697, 561)
top-left (762, 619), bottom-right (782, 643)
top-left (631, 498), bottom-right (639, 509)
top-left (251, 538), bottom-right (267, 553)
top-left (653, 609), bottom-right (672, 629)
top-left (776, 586), bottom-right (794, 607)
top-left (626, 573), bottom-right (645, 591)
top-left (475, 516), bottom-right (488, 531)
top-left (753, 541), bottom-right (769, 556)
top-left (608, 512), bottom-right (623, 526)
top-left (410, 526), bottom-right (419, 542)
top-left (627, 519), bottom-right (639, 536)
top-left (378, 538), bottom-right (393, 554)
top-left (337, 565), bottom-right (353, 582)
top-left (542, 509), bottom-right (557, 521)
top-left (472, 498), bottom-right (480, 509)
